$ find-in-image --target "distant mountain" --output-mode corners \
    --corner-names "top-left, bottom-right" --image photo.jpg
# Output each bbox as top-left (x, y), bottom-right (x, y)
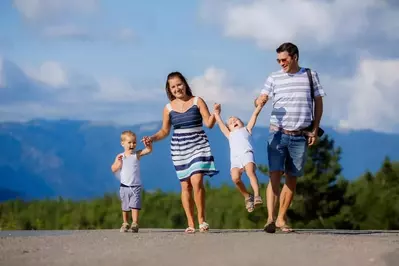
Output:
top-left (1, 119), bottom-right (398, 201)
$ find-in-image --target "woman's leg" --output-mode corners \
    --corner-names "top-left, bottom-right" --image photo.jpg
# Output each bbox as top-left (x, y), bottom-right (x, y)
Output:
top-left (190, 173), bottom-right (206, 225)
top-left (180, 179), bottom-right (195, 229)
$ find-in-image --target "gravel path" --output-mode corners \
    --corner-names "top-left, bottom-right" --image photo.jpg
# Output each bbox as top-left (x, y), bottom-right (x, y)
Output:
top-left (1, 229), bottom-right (398, 266)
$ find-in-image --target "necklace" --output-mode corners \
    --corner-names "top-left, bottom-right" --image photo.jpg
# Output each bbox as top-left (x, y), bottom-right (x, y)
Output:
top-left (178, 100), bottom-right (186, 112)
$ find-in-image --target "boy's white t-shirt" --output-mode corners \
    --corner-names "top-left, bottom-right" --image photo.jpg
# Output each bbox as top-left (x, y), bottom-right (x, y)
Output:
top-left (228, 127), bottom-right (254, 158)
top-left (115, 152), bottom-right (141, 186)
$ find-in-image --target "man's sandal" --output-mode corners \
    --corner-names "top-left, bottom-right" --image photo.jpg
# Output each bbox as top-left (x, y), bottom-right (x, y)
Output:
top-left (199, 222), bottom-right (209, 232)
top-left (277, 224), bottom-right (294, 233)
top-left (185, 227), bottom-right (195, 234)
top-left (263, 221), bottom-right (276, 233)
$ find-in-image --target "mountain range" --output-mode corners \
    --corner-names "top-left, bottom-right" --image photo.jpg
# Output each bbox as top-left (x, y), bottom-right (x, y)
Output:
top-left (1, 119), bottom-right (399, 201)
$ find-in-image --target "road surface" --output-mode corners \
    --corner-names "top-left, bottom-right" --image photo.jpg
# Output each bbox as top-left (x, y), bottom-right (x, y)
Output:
top-left (1, 229), bottom-right (398, 266)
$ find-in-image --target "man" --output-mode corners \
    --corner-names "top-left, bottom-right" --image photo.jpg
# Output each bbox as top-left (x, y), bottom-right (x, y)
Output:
top-left (255, 42), bottom-right (326, 233)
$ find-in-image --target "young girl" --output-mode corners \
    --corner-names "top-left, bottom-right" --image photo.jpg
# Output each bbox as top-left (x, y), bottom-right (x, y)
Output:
top-left (213, 102), bottom-right (265, 212)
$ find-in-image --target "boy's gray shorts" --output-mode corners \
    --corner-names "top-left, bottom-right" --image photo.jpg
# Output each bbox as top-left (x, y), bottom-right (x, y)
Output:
top-left (119, 185), bottom-right (142, 211)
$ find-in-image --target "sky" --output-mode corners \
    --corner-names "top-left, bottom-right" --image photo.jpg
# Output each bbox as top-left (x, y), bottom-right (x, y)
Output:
top-left (0, 0), bottom-right (398, 133)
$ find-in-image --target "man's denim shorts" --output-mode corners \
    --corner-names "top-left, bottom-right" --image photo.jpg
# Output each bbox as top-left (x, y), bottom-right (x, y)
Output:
top-left (267, 129), bottom-right (308, 177)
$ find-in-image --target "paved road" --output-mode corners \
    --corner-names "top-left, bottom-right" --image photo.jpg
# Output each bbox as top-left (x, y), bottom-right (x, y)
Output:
top-left (1, 229), bottom-right (398, 266)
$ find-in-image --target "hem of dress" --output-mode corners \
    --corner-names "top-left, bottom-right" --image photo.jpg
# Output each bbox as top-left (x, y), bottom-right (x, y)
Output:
top-left (178, 169), bottom-right (219, 182)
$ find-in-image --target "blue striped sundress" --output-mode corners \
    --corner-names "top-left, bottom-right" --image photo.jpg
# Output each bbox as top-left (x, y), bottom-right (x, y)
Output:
top-left (167, 96), bottom-right (219, 181)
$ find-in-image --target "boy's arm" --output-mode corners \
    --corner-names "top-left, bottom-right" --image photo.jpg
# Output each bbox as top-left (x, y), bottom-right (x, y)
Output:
top-left (246, 104), bottom-right (264, 134)
top-left (137, 142), bottom-right (153, 160)
top-left (215, 113), bottom-right (230, 139)
top-left (111, 154), bottom-right (123, 173)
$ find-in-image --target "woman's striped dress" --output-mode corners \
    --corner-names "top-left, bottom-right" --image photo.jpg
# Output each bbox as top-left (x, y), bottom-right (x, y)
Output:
top-left (167, 96), bottom-right (219, 181)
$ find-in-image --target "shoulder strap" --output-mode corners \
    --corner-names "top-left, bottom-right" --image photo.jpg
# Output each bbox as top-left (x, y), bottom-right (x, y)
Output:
top-left (305, 68), bottom-right (314, 100)
top-left (166, 103), bottom-right (172, 112)
top-left (193, 96), bottom-right (199, 105)
top-left (305, 68), bottom-right (314, 120)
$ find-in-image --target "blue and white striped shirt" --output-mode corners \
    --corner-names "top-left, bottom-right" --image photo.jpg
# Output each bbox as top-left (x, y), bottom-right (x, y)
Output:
top-left (261, 68), bottom-right (326, 131)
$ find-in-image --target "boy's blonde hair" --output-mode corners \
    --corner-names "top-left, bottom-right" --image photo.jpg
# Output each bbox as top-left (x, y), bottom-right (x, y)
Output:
top-left (120, 130), bottom-right (136, 142)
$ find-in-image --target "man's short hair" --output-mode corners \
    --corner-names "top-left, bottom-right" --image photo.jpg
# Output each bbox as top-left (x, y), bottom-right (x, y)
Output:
top-left (276, 42), bottom-right (299, 60)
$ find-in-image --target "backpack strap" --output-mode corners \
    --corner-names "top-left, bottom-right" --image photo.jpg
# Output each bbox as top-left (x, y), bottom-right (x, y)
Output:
top-left (305, 68), bottom-right (314, 120)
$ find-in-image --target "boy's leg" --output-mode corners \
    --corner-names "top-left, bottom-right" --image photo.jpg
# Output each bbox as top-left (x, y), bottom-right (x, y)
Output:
top-left (119, 187), bottom-right (130, 232)
top-left (129, 186), bottom-right (142, 233)
top-left (275, 134), bottom-right (307, 232)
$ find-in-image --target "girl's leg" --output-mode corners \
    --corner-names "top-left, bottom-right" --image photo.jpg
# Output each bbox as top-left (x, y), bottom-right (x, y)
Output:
top-left (190, 173), bottom-right (206, 225)
top-left (244, 163), bottom-right (260, 198)
top-left (180, 179), bottom-right (195, 229)
top-left (232, 168), bottom-right (254, 212)
top-left (231, 168), bottom-right (250, 198)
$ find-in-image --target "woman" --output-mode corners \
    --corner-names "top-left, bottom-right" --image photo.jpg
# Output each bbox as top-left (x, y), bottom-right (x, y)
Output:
top-left (143, 71), bottom-right (219, 233)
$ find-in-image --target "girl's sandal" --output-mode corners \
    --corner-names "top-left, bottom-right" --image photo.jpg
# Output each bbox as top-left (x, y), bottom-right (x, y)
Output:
top-left (185, 227), bottom-right (196, 234)
top-left (199, 222), bottom-right (209, 233)
top-left (245, 197), bottom-right (254, 213)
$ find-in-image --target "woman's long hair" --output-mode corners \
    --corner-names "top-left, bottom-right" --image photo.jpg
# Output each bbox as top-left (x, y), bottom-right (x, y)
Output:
top-left (165, 71), bottom-right (193, 101)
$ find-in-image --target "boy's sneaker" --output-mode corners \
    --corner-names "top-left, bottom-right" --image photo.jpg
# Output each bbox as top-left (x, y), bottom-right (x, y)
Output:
top-left (120, 222), bottom-right (129, 233)
top-left (130, 222), bottom-right (139, 233)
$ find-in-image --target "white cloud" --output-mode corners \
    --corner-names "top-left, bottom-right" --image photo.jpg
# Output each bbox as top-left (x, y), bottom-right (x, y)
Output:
top-left (336, 59), bottom-right (399, 132)
top-left (117, 28), bottom-right (135, 41)
top-left (41, 25), bottom-right (90, 40)
top-left (201, 0), bottom-right (398, 50)
top-left (13, 0), bottom-right (98, 21)
top-left (23, 61), bottom-right (68, 88)
top-left (191, 67), bottom-right (257, 106)
top-left (96, 78), bottom-right (164, 103)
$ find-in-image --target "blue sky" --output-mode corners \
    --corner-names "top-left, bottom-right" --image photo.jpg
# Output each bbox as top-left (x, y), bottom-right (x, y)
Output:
top-left (1, 0), bottom-right (399, 133)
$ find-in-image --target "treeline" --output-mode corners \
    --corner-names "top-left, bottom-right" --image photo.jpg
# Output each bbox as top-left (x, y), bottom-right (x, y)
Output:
top-left (1, 135), bottom-right (399, 230)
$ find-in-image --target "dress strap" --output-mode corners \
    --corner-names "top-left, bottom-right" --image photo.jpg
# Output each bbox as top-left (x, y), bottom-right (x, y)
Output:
top-left (166, 103), bottom-right (172, 112)
top-left (193, 96), bottom-right (199, 105)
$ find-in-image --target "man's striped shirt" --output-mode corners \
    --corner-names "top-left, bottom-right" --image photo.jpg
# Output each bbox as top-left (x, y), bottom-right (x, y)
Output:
top-left (261, 68), bottom-right (326, 131)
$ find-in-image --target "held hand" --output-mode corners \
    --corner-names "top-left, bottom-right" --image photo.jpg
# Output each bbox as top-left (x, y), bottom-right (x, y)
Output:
top-left (141, 136), bottom-right (153, 146)
top-left (255, 95), bottom-right (267, 107)
top-left (213, 103), bottom-right (221, 115)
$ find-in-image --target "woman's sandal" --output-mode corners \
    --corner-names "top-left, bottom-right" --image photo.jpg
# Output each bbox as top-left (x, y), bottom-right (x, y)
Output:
top-left (199, 222), bottom-right (209, 233)
top-left (185, 227), bottom-right (196, 234)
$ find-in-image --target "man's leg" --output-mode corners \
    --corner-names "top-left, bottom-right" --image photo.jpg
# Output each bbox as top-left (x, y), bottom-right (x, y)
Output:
top-left (266, 171), bottom-right (283, 223)
top-left (265, 130), bottom-right (287, 233)
top-left (275, 134), bottom-right (308, 232)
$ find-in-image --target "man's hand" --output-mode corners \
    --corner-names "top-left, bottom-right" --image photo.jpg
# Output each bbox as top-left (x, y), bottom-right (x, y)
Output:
top-left (255, 94), bottom-right (267, 107)
top-left (307, 129), bottom-right (318, 146)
